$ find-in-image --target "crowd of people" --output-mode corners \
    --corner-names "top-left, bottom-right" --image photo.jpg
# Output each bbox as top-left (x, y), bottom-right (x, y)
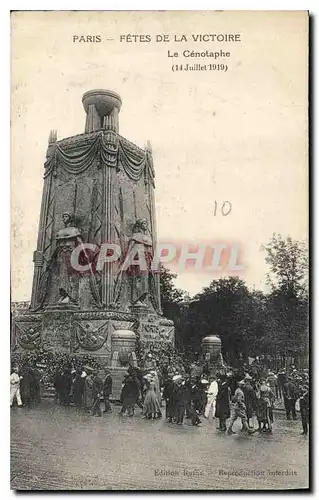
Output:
top-left (117, 358), bottom-right (309, 436)
top-left (10, 351), bottom-right (309, 437)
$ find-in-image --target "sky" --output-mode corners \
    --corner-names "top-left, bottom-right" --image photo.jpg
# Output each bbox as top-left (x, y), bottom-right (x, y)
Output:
top-left (11, 11), bottom-right (308, 300)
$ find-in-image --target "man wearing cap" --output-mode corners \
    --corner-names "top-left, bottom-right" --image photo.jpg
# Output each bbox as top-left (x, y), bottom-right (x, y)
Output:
top-left (227, 380), bottom-right (253, 435)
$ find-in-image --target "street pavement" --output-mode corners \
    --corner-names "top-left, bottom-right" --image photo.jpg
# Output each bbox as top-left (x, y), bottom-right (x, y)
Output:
top-left (11, 400), bottom-right (309, 491)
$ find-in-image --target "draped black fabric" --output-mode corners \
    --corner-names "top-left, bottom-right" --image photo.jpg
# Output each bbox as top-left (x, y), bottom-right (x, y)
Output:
top-left (44, 131), bottom-right (154, 182)
top-left (100, 133), bottom-right (118, 168)
top-left (118, 139), bottom-right (146, 181)
top-left (56, 134), bottom-right (101, 174)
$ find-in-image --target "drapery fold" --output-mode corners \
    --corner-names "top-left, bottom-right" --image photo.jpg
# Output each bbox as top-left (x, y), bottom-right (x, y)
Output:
top-left (118, 139), bottom-right (146, 181)
top-left (44, 131), bottom-right (154, 183)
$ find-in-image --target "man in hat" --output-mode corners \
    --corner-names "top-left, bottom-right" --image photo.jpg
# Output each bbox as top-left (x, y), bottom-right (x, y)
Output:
top-left (91, 370), bottom-right (103, 417)
top-left (277, 370), bottom-right (287, 399)
top-left (187, 377), bottom-right (203, 427)
top-left (215, 373), bottom-right (231, 431)
top-left (103, 369), bottom-right (113, 413)
top-left (73, 368), bottom-right (85, 408)
top-left (227, 380), bottom-right (253, 435)
top-left (172, 375), bottom-right (186, 425)
top-left (299, 384), bottom-right (309, 436)
top-left (283, 376), bottom-right (298, 420)
top-left (243, 374), bottom-right (257, 429)
top-left (60, 366), bottom-right (72, 406)
top-left (120, 372), bottom-right (139, 417)
top-left (267, 371), bottom-right (277, 398)
top-left (128, 364), bottom-right (144, 410)
top-left (162, 374), bottom-right (175, 423)
top-left (30, 365), bottom-right (42, 403)
top-left (83, 368), bottom-right (94, 412)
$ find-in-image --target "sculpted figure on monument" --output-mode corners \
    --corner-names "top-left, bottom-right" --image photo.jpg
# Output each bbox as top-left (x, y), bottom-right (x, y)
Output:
top-left (113, 218), bottom-right (161, 313)
top-left (37, 213), bottom-right (101, 309)
top-left (56, 213), bottom-right (81, 240)
top-left (54, 213), bottom-right (82, 303)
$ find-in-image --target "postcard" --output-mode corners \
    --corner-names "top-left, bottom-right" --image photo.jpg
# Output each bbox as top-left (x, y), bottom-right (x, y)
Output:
top-left (11, 11), bottom-right (309, 491)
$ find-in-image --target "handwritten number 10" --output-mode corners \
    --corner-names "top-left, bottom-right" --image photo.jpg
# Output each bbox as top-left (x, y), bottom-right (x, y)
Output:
top-left (213, 201), bottom-right (232, 216)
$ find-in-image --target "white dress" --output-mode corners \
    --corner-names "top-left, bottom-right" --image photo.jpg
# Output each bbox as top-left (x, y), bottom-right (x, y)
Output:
top-left (204, 380), bottom-right (218, 419)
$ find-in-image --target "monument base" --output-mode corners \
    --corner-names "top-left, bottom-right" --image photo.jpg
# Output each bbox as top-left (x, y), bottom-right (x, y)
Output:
top-left (12, 307), bottom-right (174, 400)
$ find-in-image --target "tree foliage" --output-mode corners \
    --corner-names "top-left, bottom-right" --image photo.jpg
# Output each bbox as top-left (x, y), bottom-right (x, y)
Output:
top-left (262, 233), bottom-right (308, 296)
top-left (261, 234), bottom-right (308, 362)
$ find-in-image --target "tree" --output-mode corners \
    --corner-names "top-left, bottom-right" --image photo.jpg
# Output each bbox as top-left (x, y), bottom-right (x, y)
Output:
top-left (261, 234), bottom-right (309, 366)
top-left (261, 233), bottom-right (308, 296)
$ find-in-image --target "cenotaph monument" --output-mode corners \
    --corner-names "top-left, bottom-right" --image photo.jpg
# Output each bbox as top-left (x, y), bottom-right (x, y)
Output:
top-left (12, 90), bottom-right (174, 390)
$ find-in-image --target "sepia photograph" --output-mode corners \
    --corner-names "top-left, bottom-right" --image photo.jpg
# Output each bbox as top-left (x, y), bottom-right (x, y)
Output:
top-left (10, 10), bottom-right (309, 491)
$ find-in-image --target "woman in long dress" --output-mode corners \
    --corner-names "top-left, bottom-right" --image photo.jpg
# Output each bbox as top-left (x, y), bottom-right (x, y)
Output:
top-left (150, 370), bottom-right (162, 408)
top-left (142, 375), bottom-right (161, 419)
top-left (120, 374), bottom-right (139, 416)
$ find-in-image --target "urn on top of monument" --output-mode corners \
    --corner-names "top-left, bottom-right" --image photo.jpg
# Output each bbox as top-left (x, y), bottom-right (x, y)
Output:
top-left (82, 89), bottom-right (122, 134)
